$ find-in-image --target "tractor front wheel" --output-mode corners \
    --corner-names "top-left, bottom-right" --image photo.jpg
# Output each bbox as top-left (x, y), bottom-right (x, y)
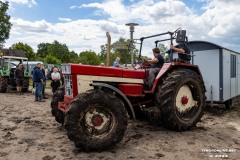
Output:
top-left (0, 76), bottom-right (7, 93)
top-left (51, 86), bottom-right (65, 124)
top-left (65, 89), bottom-right (128, 151)
top-left (156, 69), bottom-right (205, 131)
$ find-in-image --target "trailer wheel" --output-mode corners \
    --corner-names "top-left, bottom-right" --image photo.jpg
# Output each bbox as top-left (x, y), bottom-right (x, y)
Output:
top-left (156, 69), bottom-right (205, 131)
top-left (65, 89), bottom-right (128, 151)
top-left (0, 76), bottom-right (7, 93)
top-left (21, 77), bottom-right (29, 92)
top-left (51, 86), bottom-right (65, 124)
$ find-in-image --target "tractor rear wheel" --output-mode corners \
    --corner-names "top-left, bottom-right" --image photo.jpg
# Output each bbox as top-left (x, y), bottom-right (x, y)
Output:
top-left (0, 76), bottom-right (7, 93)
top-left (65, 89), bottom-right (128, 151)
top-left (21, 77), bottom-right (29, 92)
top-left (156, 69), bottom-right (205, 131)
top-left (51, 86), bottom-right (65, 124)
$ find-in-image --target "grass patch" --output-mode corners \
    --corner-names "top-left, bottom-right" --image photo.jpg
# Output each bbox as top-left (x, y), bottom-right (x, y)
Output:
top-left (29, 79), bottom-right (52, 89)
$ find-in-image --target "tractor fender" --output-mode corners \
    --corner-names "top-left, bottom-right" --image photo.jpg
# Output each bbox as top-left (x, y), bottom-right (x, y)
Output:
top-left (145, 62), bottom-right (206, 94)
top-left (156, 62), bottom-right (204, 80)
top-left (163, 63), bottom-right (206, 92)
top-left (90, 82), bottom-right (135, 119)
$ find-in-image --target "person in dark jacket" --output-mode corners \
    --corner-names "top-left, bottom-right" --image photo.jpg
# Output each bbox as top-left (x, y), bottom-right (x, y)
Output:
top-left (15, 64), bottom-right (24, 95)
top-left (33, 63), bottom-right (45, 102)
top-left (170, 41), bottom-right (191, 63)
top-left (40, 65), bottom-right (48, 99)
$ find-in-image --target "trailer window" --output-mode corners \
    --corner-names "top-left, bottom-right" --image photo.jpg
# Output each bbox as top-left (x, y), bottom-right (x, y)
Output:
top-left (230, 54), bottom-right (236, 78)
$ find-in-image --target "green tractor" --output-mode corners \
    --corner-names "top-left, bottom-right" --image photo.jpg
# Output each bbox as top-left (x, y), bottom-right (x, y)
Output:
top-left (0, 49), bottom-right (31, 93)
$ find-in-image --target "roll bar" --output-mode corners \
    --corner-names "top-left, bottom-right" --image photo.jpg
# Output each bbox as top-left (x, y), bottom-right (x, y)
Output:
top-left (138, 28), bottom-right (182, 62)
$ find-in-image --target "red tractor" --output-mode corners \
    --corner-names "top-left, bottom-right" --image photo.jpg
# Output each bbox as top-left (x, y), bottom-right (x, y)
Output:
top-left (51, 29), bottom-right (206, 151)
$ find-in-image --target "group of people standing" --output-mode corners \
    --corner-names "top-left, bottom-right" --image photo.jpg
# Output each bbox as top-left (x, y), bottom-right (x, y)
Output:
top-left (32, 63), bottom-right (62, 102)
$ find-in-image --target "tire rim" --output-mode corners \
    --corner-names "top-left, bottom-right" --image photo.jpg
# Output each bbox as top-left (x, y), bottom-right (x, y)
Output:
top-left (83, 106), bottom-right (116, 138)
top-left (175, 84), bottom-right (199, 120)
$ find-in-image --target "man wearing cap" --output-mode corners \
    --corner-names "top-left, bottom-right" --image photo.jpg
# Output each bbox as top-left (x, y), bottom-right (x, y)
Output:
top-left (15, 64), bottom-right (24, 95)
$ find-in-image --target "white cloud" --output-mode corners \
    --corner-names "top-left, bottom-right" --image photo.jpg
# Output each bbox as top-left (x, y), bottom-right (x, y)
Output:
top-left (200, 0), bottom-right (240, 38)
top-left (4, 0), bottom-right (28, 4)
top-left (58, 18), bottom-right (72, 22)
top-left (3, 0), bottom-right (37, 8)
top-left (80, 0), bottom-right (128, 23)
top-left (69, 5), bottom-right (78, 9)
top-left (11, 18), bottom-right (51, 33)
top-left (6, 18), bottom-right (124, 53)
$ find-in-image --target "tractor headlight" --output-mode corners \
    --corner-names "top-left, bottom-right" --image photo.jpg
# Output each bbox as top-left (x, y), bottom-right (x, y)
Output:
top-left (61, 64), bottom-right (71, 74)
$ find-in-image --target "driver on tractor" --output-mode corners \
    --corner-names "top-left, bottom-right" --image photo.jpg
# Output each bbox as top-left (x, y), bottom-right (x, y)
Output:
top-left (144, 47), bottom-right (164, 89)
top-left (170, 41), bottom-right (191, 63)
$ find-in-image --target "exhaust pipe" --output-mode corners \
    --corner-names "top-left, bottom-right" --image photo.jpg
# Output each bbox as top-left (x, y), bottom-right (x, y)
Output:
top-left (106, 32), bottom-right (111, 67)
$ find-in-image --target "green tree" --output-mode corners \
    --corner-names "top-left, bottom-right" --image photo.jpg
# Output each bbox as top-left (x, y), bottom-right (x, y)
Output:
top-left (98, 44), bottom-right (107, 63)
top-left (37, 43), bottom-right (50, 58)
top-left (99, 38), bottom-right (139, 66)
top-left (47, 40), bottom-right (69, 62)
top-left (79, 50), bottom-right (101, 65)
top-left (37, 40), bottom-right (74, 63)
top-left (11, 42), bottom-right (36, 60)
top-left (0, 1), bottom-right (12, 47)
top-left (158, 43), bottom-right (168, 61)
top-left (68, 51), bottom-right (79, 63)
top-left (44, 54), bottom-right (61, 64)
top-left (112, 38), bottom-right (129, 64)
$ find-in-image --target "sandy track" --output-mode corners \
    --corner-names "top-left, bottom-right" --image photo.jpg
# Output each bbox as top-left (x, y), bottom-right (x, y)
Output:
top-left (0, 89), bottom-right (239, 160)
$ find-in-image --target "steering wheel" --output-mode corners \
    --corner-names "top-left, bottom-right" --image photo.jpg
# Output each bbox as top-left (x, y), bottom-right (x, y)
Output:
top-left (134, 60), bottom-right (152, 70)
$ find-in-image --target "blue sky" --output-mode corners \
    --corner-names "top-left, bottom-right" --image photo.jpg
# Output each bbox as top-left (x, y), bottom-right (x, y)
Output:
top-left (9, 0), bottom-right (104, 22)
top-left (3, 0), bottom-right (240, 56)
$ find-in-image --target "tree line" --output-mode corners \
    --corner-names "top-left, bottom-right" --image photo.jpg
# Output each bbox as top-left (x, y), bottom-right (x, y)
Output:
top-left (10, 38), bottom-right (138, 66)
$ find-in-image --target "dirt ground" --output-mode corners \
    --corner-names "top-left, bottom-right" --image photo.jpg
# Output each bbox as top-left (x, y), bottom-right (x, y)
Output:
top-left (0, 89), bottom-right (239, 160)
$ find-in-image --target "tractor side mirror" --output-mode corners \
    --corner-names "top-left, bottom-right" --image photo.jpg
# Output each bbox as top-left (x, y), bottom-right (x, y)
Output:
top-left (176, 30), bottom-right (186, 43)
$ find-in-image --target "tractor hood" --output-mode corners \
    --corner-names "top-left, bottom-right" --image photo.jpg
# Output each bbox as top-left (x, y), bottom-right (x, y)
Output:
top-left (65, 64), bottom-right (147, 79)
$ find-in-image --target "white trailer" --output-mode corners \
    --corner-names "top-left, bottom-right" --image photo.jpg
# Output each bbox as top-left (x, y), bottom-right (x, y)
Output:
top-left (172, 41), bottom-right (240, 106)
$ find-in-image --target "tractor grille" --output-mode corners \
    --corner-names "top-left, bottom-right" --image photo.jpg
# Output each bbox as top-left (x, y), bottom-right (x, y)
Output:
top-left (64, 75), bottom-right (73, 97)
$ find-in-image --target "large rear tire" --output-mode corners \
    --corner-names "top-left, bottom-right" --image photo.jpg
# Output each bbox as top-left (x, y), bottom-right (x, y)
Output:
top-left (156, 69), bottom-right (205, 131)
top-left (65, 89), bottom-right (128, 151)
top-left (21, 77), bottom-right (29, 92)
top-left (51, 86), bottom-right (65, 124)
top-left (0, 76), bottom-right (7, 93)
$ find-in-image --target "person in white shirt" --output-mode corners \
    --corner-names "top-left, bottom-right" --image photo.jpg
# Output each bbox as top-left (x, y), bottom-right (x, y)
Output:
top-left (51, 67), bottom-right (61, 93)
top-left (44, 65), bottom-right (48, 78)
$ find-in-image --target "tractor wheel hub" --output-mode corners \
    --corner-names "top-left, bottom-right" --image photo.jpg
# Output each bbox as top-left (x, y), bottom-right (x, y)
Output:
top-left (91, 115), bottom-right (103, 126)
top-left (181, 97), bottom-right (189, 105)
top-left (176, 85), bottom-right (197, 113)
